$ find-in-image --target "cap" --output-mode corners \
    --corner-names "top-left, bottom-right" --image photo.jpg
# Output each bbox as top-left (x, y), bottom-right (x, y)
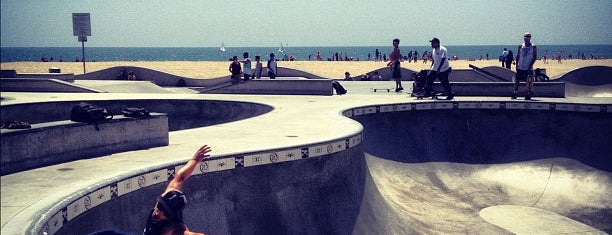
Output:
top-left (524, 32), bottom-right (532, 38)
top-left (429, 38), bottom-right (440, 43)
top-left (157, 190), bottom-right (187, 220)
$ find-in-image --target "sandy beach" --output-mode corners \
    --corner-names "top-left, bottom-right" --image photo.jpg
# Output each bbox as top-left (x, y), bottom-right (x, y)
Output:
top-left (2, 59), bottom-right (611, 79)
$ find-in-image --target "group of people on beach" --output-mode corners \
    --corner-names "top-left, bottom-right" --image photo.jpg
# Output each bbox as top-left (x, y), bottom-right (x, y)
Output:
top-left (229, 52), bottom-right (277, 84)
top-left (342, 32), bottom-right (538, 100)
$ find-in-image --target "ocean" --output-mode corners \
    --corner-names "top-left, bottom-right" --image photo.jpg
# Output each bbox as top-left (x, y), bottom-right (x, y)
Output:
top-left (1, 45), bottom-right (611, 62)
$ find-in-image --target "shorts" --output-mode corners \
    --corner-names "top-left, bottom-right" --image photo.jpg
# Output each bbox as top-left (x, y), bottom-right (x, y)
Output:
top-left (392, 63), bottom-right (401, 80)
top-left (268, 71), bottom-right (276, 79)
top-left (515, 69), bottom-right (533, 81)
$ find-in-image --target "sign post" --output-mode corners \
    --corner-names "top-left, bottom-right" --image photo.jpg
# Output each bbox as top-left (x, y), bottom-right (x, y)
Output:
top-left (72, 13), bottom-right (91, 74)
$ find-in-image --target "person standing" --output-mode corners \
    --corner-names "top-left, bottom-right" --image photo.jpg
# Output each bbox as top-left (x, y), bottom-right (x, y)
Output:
top-left (513, 32), bottom-right (537, 100)
top-left (143, 145), bottom-right (212, 235)
top-left (253, 55), bottom-right (263, 79)
top-left (387, 38), bottom-right (403, 92)
top-left (229, 56), bottom-right (242, 84)
top-left (424, 37), bottom-right (454, 99)
top-left (505, 50), bottom-right (514, 70)
top-left (267, 53), bottom-right (277, 79)
top-left (501, 48), bottom-right (508, 67)
top-left (241, 52), bottom-right (252, 82)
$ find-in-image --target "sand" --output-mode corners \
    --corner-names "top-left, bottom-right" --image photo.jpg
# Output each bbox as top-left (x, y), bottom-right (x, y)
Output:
top-left (1, 59), bottom-right (611, 79)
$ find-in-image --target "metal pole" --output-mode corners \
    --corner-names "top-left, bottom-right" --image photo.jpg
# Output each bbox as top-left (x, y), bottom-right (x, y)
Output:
top-left (81, 41), bottom-right (86, 73)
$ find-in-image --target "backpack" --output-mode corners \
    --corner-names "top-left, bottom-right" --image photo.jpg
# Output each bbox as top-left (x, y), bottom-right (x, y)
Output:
top-left (121, 107), bottom-right (151, 118)
top-left (1, 120), bottom-right (32, 129)
top-left (70, 102), bottom-right (113, 130)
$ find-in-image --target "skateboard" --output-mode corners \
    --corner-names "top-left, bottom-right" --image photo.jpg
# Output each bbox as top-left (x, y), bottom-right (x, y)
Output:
top-left (371, 88), bottom-right (392, 92)
top-left (412, 92), bottom-right (449, 100)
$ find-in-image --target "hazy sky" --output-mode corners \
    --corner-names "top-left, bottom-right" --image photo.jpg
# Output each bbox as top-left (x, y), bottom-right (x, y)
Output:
top-left (1, 0), bottom-right (611, 47)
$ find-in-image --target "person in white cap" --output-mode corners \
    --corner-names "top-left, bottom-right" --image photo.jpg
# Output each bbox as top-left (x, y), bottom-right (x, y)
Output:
top-left (513, 32), bottom-right (538, 100)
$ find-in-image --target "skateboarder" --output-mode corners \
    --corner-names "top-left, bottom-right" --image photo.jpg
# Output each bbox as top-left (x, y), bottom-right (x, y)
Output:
top-left (143, 145), bottom-right (212, 235)
top-left (513, 32), bottom-right (537, 100)
top-left (424, 37), bottom-right (454, 100)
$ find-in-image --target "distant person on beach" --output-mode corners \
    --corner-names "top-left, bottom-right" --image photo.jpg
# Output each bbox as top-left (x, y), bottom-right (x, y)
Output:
top-left (543, 50), bottom-right (548, 64)
top-left (424, 37), bottom-right (454, 100)
top-left (267, 53), bottom-right (277, 79)
top-left (128, 71), bottom-right (136, 81)
top-left (241, 52), bottom-right (252, 81)
top-left (316, 52), bottom-right (322, 61)
top-left (143, 145), bottom-right (212, 235)
top-left (505, 50), bottom-right (514, 69)
top-left (253, 55), bottom-right (263, 79)
top-left (513, 32), bottom-right (537, 100)
top-left (387, 38), bottom-right (404, 92)
top-left (501, 48), bottom-right (508, 67)
top-left (229, 56), bottom-right (242, 84)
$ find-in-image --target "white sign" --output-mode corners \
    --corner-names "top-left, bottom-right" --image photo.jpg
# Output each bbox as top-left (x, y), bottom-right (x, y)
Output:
top-left (72, 13), bottom-right (91, 36)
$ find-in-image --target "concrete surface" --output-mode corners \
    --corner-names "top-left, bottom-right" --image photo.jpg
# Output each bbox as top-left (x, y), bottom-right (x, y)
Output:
top-left (1, 80), bottom-right (611, 235)
top-left (1, 113), bottom-right (169, 175)
top-left (0, 78), bottom-right (103, 93)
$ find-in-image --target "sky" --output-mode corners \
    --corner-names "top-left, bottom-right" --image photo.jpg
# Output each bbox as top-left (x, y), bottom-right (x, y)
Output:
top-left (1, 0), bottom-right (611, 47)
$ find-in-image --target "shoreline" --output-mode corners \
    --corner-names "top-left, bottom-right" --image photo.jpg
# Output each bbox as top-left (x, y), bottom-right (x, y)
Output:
top-left (2, 59), bottom-right (611, 79)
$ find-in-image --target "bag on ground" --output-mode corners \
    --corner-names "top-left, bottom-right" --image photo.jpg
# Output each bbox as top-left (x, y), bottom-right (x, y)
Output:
top-left (332, 81), bottom-right (347, 95)
top-left (121, 107), bottom-right (151, 118)
top-left (1, 121), bottom-right (32, 129)
top-left (70, 102), bottom-right (113, 130)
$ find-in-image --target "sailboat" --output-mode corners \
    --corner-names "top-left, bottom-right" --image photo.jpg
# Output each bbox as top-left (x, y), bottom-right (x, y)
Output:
top-left (278, 42), bottom-right (285, 53)
top-left (219, 42), bottom-right (226, 52)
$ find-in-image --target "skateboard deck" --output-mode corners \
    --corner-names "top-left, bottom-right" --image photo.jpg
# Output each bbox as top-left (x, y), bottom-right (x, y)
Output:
top-left (371, 88), bottom-right (392, 92)
top-left (412, 92), bottom-right (447, 100)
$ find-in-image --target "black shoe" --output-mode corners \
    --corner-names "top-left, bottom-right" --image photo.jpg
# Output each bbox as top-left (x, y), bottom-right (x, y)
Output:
top-left (525, 92), bottom-right (532, 100)
top-left (395, 88), bottom-right (401, 92)
top-left (399, 87), bottom-right (404, 91)
top-left (445, 94), bottom-right (454, 100)
top-left (511, 93), bottom-right (517, 100)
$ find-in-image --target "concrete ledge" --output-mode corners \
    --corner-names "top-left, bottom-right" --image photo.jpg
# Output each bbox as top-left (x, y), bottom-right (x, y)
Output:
top-left (17, 73), bottom-right (75, 80)
top-left (428, 82), bottom-right (565, 97)
top-left (208, 78), bottom-right (334, 95)
top-left (0, 113), bottom-right (168, 175)
top-left (0, 78), bottom-right (103, 93)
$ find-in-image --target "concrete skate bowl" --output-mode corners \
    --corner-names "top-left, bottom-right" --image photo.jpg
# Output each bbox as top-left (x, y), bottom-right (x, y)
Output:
top-left (0, 99), bottom-right (272, 131)
top-left (555, 66), bottom-right (612, 97)
top-left (350, 105), bottom-right (612, 234)
top-left (26, 101), bottom-right (611, 235)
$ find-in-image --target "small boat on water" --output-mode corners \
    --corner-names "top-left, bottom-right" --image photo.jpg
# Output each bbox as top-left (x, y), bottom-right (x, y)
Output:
top-left (278, 42), bottom-right (285, 53)
top-left (220, 42), bottom-right (226, 52)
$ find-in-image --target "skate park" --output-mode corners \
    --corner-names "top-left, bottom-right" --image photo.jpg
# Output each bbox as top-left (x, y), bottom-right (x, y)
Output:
top-left (1, 66), bottom-right (611, 234)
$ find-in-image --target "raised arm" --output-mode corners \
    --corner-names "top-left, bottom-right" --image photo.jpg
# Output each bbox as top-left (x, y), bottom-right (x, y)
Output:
top-left (164, 145), bottom-right (212, 193)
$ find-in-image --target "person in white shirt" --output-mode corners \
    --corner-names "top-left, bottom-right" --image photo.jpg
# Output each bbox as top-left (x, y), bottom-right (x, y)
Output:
top-left (501, 48), bottom-right (508, 67)
top-left (241, 52), bottom-right (252, 81)
top-left (424, 37), bottom-right (454, 99)
top-left (513, 32), bottom-right (537, 100)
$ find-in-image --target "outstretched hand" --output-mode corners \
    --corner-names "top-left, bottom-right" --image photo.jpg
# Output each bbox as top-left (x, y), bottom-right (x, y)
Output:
top-left (192, 145), bottom-right (212, 162)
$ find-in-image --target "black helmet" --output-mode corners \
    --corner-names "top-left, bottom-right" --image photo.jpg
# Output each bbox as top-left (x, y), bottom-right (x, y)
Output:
top-left (157, 190), bottom-right (187, 220)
